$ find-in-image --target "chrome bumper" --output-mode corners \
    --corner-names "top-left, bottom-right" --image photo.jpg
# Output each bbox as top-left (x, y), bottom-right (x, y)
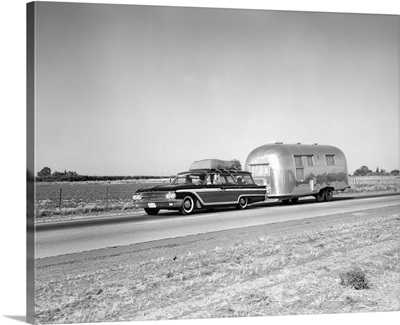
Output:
top-left (133, 199), bottom-right (184, 210)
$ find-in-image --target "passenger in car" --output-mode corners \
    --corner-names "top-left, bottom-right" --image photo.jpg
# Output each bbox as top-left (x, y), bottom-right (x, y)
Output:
top-left (214, 174), bottom-right (221, 185)
top-left (199, 175), bottom-right (205, 184)
top-left (206, 174), bottom-right (214, 185)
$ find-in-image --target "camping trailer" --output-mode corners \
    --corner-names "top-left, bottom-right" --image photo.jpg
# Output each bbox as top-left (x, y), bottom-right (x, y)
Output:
top-left (245, 143), bottom-right (349, 203)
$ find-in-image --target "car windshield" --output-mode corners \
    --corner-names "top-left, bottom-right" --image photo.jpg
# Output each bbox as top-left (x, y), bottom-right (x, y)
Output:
top-left (172, 173), bottom-right (206, 185)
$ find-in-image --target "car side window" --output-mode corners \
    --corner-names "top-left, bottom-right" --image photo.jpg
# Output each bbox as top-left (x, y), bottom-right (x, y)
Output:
top-left (206, 173), bottom-right (221, 185)
top-left (220, 174), bottom-right (236, 185)
top-left (236, 174), bottom-right (255, 185)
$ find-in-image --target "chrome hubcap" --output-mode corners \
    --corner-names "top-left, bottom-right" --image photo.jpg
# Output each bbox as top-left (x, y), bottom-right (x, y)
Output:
top-left (184, 199), bottom-right (192, 210)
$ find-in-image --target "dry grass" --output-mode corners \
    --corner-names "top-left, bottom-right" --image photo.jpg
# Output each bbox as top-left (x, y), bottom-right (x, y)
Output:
top-left (34, 206), bottom-right (400, 323)
top-left (348, 176), bottom-right (400, 193)
top-left (35, 182), bottom-right (164, 219)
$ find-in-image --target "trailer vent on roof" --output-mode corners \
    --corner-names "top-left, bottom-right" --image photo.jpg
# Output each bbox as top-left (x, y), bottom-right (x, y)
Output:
top-left (313, 143), bottom-right (318, 145)
top-left (297, 143), bottom-right (301, 145)
top-left (275, 142), bottom-right (283, 144)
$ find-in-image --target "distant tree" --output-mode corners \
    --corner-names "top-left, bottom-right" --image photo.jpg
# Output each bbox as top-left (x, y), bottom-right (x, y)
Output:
top-left (375, 167), bottom-right (379, 174)
top-left (353, 165), bottom-right (372, 176)
top-left (231, 159), bottom-right (242, 170)
top-left (390, 169), bottom-right (399, 176)
top-left (37, 167), bottom-right (51, 177)
top-left (52, 171), bottom-right (65, 178)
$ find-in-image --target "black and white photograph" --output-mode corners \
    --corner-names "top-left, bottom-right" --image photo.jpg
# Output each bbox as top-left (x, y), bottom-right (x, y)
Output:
top-left (2, 1), bottom-right (400, 325)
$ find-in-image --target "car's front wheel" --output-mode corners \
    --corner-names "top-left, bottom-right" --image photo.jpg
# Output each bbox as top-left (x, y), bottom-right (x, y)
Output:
top-left (180, 196), bottom-right (195, 215)
top-left (236, 197), bottom-right (248, 209)
top-left (144, 208), bottom-right (160, 215)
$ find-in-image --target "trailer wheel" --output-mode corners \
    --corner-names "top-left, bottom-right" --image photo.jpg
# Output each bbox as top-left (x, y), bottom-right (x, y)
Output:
top-left (236, 197), bottom-right (248, 209)
top-left (180, 196), bottom-right (195, 215)
top-left (315, 190), bottom-right (325, 202)
top-left (144, 208), bottom-right (160, 215)
top-left (291, 198), bottom-right (299, 203)
top-left (325, 188), bottom-right (334, 202)
top-left (281, 199), bottom-right (290, 204)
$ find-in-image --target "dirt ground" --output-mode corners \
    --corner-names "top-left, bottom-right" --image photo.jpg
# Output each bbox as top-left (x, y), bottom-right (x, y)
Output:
top-left (34, 203), bottom-right (400, 323)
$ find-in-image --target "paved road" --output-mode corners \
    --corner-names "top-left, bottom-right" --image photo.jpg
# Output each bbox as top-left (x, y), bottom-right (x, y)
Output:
top-left (35, 195), bottom-right (399, 258)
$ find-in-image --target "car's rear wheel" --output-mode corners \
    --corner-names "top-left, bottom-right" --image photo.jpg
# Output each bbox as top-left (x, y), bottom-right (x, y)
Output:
top-left (144, 208), bottom-right (160, 215)
top-left (180, 196), bottom-right (195, 215)
top-left (236, 197), bottom-right (248, 209)
top-left (315, 190), bottom-right (325, 202)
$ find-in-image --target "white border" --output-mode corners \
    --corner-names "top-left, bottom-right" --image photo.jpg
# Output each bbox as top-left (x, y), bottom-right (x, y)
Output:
top-left (1, 1), bottom-right (398, 325)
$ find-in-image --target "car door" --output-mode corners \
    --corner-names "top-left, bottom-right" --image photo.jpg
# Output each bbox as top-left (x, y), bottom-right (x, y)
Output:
top-left (194, 172), bottom-right (228, 206)
top-left (219, 173), bottom-right (242, 204)
top-left (235, 173), bottom-right (267, 202)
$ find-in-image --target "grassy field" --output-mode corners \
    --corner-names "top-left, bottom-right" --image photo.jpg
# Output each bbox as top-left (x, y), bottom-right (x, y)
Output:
top-left (348, 176), bottom-right (400, 193)
top-left (34, 176), bottom-right (400, 220)
top-left (35, 181), bottom-right (166, 218)
top-left (34, 205), bottom-right (400, 323)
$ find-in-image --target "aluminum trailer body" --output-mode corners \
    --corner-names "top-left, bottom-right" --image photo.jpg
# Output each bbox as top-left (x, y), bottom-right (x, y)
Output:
top-left (245, 143), bottom-right (349, 202)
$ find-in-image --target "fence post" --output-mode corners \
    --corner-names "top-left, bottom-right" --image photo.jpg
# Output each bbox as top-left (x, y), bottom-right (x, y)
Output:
top-left (59, 188), bottom-right (62, 209)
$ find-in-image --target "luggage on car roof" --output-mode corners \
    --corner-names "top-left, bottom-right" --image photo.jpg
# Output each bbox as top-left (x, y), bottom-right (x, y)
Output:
top-left (189, 159), bottom-right (233, 171)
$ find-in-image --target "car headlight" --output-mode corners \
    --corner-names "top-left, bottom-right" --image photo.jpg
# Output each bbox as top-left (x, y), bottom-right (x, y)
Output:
top-left (165, 191), bottom-right (176, 200)
top-left (132, 194), bottom-right (142, 201)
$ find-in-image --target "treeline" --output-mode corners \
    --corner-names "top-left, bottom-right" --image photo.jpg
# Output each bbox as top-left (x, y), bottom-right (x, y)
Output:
top-left (353, 166), bottom-right (399, 177)
top-left (35, 175), bottom-right (171, 183)
top-left (35, 167), bottom-right (172, 183)
top-left (35, 165), bottom-right (400, 183)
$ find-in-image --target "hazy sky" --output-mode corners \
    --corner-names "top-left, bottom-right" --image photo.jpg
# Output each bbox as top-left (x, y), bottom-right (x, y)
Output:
top-left (35, 2), bottom-right (399, 176)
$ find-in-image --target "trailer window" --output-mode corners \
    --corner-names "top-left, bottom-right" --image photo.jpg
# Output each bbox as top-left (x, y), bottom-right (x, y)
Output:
top-left (325, 155), bottom-right (335, 166)
top-left (249, 164), bottom-right (270, 176)
top-left (294, 156), bottom-right (303, 167)
top-left (306, 155), bottom-right (314, 166)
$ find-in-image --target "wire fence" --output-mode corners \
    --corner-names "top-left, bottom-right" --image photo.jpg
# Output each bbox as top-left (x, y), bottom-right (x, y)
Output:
top-left (35, 181), bottom-right (168, 217)
top-left (348, 176), bottom-right (400, 186)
